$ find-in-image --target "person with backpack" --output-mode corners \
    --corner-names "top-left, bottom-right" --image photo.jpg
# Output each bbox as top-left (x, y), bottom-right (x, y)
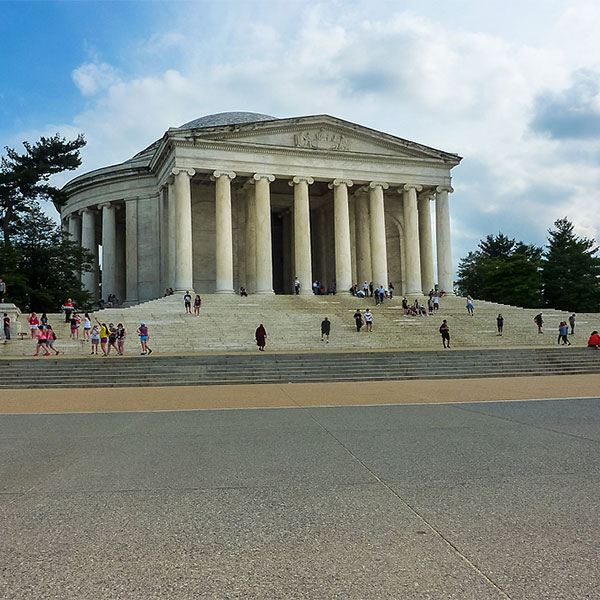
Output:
top-left (137, 321), bottom-right (152, 355)
top-left (45, 325), bottom-right (60, 355)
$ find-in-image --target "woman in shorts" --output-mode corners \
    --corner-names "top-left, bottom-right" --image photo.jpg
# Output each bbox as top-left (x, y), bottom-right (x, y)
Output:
top-left (34, 326), bottom-right (50, 356)
top-left (95, 318), bottom-right (109, 356)
top-left (45, 325), bottom-right (60, 355)
top-left (137, 321), bottom-right (152, 355)
top-left (29, 312), bottom-right (39, 339)
top-left (194, 295), bottom-right (202, 316)
top-left (90, 325), bottom-right (100, 354)
top-left (83, 313), bottom-right (92, 341)
top-left (116, 323), bottom-right (126, 355)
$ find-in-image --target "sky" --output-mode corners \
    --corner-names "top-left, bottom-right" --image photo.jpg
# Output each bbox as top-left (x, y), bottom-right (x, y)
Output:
top-left (2, 0), bottom-right (600, 270)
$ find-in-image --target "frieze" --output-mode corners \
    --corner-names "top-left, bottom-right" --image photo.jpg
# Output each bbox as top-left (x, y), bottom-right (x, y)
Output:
top-left (292, 129), bottom-right (351, 151)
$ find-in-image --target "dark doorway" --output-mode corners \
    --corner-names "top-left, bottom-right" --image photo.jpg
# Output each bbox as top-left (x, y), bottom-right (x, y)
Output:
top-left (271, 211), bottom-right (285, 294)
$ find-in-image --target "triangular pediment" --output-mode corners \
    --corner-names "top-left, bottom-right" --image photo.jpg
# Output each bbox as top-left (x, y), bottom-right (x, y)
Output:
top-left (174, 115), bottom-right (461, 164)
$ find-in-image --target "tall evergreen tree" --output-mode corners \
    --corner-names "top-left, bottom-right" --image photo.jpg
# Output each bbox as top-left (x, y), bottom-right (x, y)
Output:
top-left (456, 233), bottom-right (543, 307)
top-left (0, 133), bottom-right (85, 245)
top-left (542, 218), bottom-right (600, 312)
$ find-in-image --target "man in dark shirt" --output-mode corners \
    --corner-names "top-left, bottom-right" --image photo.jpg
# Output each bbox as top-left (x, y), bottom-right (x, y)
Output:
top-left (320, 317), bottom-right (331, 343)
top-left (439, 320), bottom-right (450, 348)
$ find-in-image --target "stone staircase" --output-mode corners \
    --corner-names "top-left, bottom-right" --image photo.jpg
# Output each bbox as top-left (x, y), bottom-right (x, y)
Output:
top-left (0, 347), bottom-right (598, 388)
top-left (0, 293), bottom-right (597, 357)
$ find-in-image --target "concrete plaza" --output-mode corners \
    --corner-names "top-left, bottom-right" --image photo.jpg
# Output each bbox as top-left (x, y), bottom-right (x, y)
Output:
top-left (1, 380), bottom-right (599, 598)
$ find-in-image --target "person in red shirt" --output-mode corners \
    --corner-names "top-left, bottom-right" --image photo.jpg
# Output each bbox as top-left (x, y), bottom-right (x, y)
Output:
top-left (63, 298), bottom-right (74, 323)
top-left (587, 331), bottom-right (600, 348)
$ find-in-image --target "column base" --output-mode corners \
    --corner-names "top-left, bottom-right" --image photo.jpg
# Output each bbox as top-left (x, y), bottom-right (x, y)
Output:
top-left (405, 289), bottom-right (424, 296)
top-left (254, 290), bottom-right (275, 295)
top-left (216, 289), bottom-right (235, 294)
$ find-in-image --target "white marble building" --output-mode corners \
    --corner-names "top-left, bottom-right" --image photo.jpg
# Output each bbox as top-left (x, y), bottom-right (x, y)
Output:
top-left (61, 112), bottom-right (461, 303)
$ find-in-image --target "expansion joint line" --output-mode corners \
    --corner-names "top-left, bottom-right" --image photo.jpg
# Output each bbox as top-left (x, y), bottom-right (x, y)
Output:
top-left (303, 409), bottom-right (513, 600)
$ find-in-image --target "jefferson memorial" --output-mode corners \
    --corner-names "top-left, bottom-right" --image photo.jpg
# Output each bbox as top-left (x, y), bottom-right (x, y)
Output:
top-left (61, 112), bottom-right (461, 303)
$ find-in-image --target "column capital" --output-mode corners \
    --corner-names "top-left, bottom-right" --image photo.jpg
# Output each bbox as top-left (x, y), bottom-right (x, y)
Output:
top-left (253, 173), bottom-right (275, 183)
top-left (288, 176), bottom-right (314, 187)
top-left (171, 167), bottom-right (196, 178)
top-left (369, 181), bottom-right (389, 190)
top-left (98, 202), bottom-right (114, 210)
top-left (436, 185), bottom-right (454, 194)
top-left (211, 170), bottom-right (236, 181)
top-left (418, 189), bottom-right (436, 201)
top-left (78, 207), bottom-right (93, 216)
top-left (328, 178), bottom-right (354, 189)
top-left (403, 183), bottom-right (423, 193)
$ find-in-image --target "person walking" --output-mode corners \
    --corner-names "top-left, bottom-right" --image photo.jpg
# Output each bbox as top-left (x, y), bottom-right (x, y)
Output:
top-left (496, 314), bottom-right (504, 336)
top-left (2, 313), bottom-right (10, 343)
top-left (433, 294), bottom-right (439, 313)
top-left (294, 277), bottom-right (301, 295)
top-left (34, 326), bottom-right (51, 356)
top-left (320, 317), bottom-right (331, 343)
top-left (137, 321), bottom-right (152, 355)
top-left (439, 319), bottom-right (451, 348)
top-left (45, 325), bottom-right (60, 355)
top-left (364, 309), bottom-right (373, 332)
top-left (466, 295), bottom-right (474, 316)
top-left (558, 321), bottom-right (571, 345)
top-left (194, 295), bottom-right (202, 315)
top-left (353, 309), bottom-right (363, 332)
top-left (534, 313), bottom-right (543, 334)
top-left (569, 314), bottom-right (576, 335)
top-left (184, 291), bottom-right (192, 314)
top-left (388, 282), bottom-right (394, 299)
top-left (255, 324), bottom-right (267, 351)
top-left (116, 323), bottom-right (126, 355)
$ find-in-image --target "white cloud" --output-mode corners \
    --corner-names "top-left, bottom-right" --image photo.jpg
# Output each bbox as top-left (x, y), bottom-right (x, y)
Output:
top-left (22, 0), bottom-right (600, 264)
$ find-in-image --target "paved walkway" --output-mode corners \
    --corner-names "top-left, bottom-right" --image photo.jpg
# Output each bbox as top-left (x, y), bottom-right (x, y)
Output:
top-left (0, 373), bottom-right (598, 414)
top-left (1, 379), bottom-right (599, 598)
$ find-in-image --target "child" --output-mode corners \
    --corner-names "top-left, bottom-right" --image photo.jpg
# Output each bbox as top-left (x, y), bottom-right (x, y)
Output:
top-left (90, 325), bottom-right (100, 355)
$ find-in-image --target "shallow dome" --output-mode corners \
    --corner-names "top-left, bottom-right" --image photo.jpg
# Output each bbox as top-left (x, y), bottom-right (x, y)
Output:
top-left (179, 111), bottom-right (278, 129)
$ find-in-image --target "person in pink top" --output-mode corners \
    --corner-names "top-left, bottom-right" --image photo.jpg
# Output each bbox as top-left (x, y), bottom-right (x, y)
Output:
top-left (28, 312), bottom-right (39, 339)
top-left (34, 326), bottom-right (50, 356)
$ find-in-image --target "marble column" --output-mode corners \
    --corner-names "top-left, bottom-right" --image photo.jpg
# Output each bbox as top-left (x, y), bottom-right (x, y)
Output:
top-left (79, 208), bottom-right (96, 297)
top-left (369, 182), bottom-right (389, 288)
top-left (418, 190), bottom-right (435, 294)
top-left (172, 167), bottom-right (195, 291)
top-left (402, 184), bottom-right (423, 296)
top-left (244, 182), bottom-right (257, 293)
top-left (67, 213), bottom-right (81, 245)
top-left (254, 173), bottom-right (275, 294)
top-left (212, 170), bottom-right (236, 293)
top-left (436, 185), bottom-right (455, 295)
top-left (167, 183), bottom-right (176, 290)
top-left (354, 190), bottom-right (372, 285)
top-left (289, 176), bottom-right (314, 295)
top-left (125, 197), bottom-right (138, 304)
top-left (99, 202), bottom-right (117, 299)
top-left (329, 178), bottom-right (353, 294)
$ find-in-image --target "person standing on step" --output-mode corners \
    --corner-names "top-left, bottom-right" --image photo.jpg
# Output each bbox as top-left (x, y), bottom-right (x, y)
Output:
top-left (107, 323), bottom-right (118, 355)
top-left (28, 312), bottom-right (39, 339)
top-left (0, 278), bottom-right (6, 302)
top-left (90, 325), bottom-right (100, 355)
top-left (184, 291), bottom-right (192, 314)
top-left (96, 318), bottom-right (109, 356)
top-left (569, 314), bottom-right (576, 335)
top-left (363, 281), bottom-right (369, 297)
top-left (34, 326), bottom-right (51, 356)
top-left (534, 312), bottom-right (543, 334)
top-left (364, 309), bottom-right (373, 332)
top-left (63, 298), bottom-right (74, 323)
top-left (294, 276), bottom-right (301, 295)
top-left (320, 317), bottom-right (331, 343)
top-left (2, 313), bottom-right (10, 343)
top-left (433, 294), bottom-right (439, 313)
top-left (83, 313), bottom-right (92, 341)
top-left (255, 324), bottom-right (267, 351)
top-left (439, 319), bottom-right (451, 348)
top-left (496, 314), bottom-right (504, 336)
top-left (137, 321), bottom-right (152, 355)
top-left (116, 323), bottom-right (126, 355)
top-left (369, 282), bottom-right (374, 297)
top-left (353, 309), bottom-right (364, 332)
top-left (194, 294), bottom-right (202, 316)
top-left (388, 282), bottom-right (394, 299)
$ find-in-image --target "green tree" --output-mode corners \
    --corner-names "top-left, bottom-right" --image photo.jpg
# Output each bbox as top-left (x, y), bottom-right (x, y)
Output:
top-left (542, 218), bottom-right (600, 312)
top-left (0, 205), bottom-right (93, 312)
top-left (456, 233), bottom-right (543, 307)
top-left (0, 133), bottom-right (85, 245)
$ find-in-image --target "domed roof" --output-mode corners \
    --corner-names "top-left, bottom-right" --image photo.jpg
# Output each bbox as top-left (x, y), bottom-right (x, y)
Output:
top-left (179, 111), bottom-right (278, 129)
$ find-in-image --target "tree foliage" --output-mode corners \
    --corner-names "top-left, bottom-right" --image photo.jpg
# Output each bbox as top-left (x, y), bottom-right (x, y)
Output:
top-left (0, 133), bottom-right (85, 245)
top-left (0, 134), bottom-right (92, 312)
top-left (542, 218), bottom-right (600, 312)
top-left (456, 233), bottom-right (543, 308)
